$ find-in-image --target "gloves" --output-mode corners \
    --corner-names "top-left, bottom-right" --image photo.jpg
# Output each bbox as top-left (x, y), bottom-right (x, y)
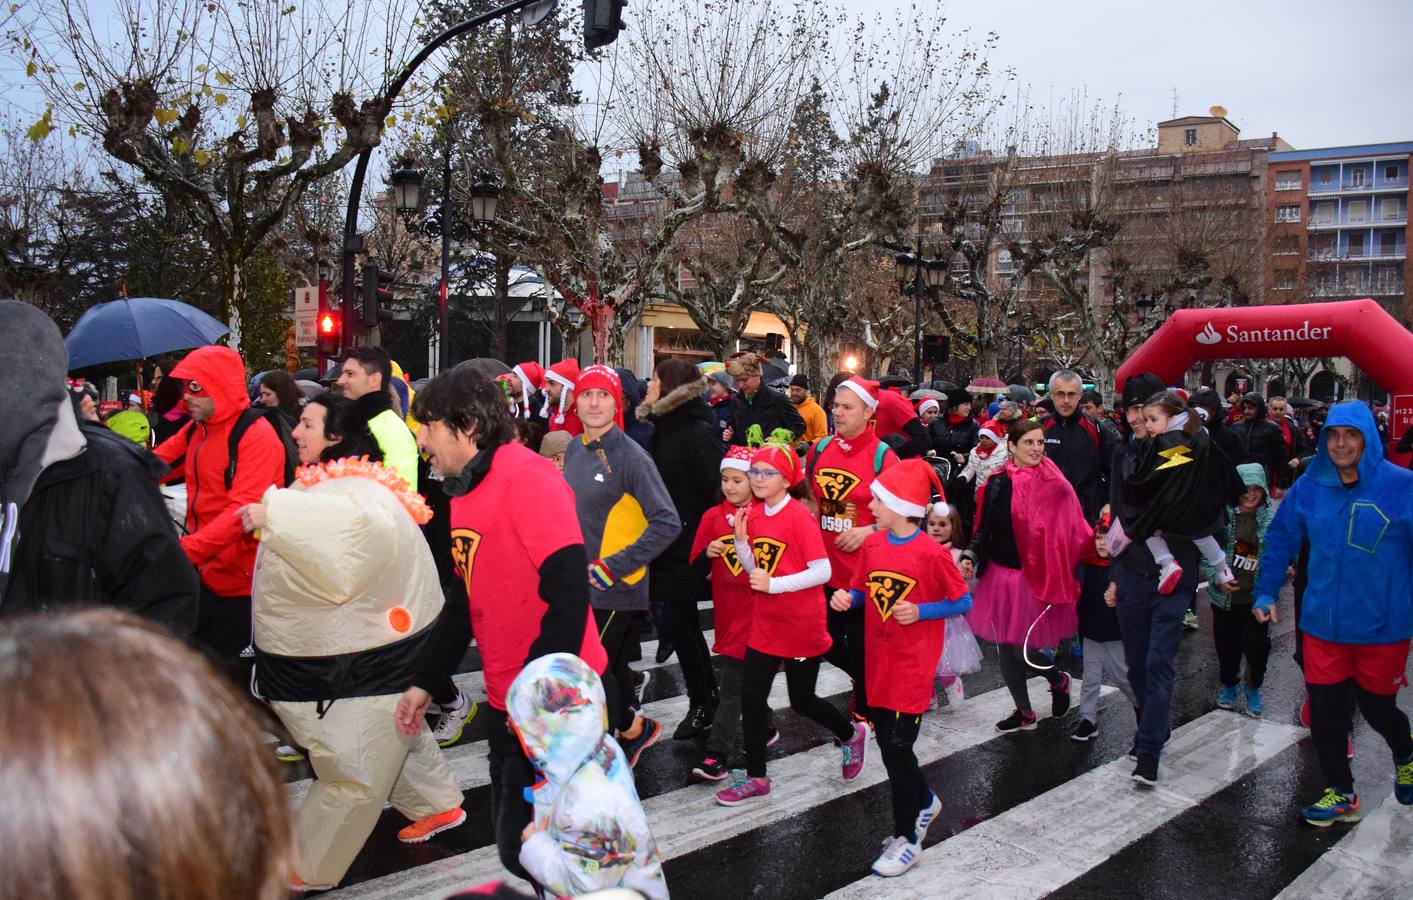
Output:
top-left (588, 559), bottom-right (616, 591)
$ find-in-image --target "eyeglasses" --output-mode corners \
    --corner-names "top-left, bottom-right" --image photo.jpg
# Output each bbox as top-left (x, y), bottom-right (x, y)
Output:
top-left (186, 381), bottom-right (204, 394)
top-left (747, 467), bottom-right (783, 480)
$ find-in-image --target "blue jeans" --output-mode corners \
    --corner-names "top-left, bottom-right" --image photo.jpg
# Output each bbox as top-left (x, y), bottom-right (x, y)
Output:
top-left (1113, 564), bottom-right (1198, 758)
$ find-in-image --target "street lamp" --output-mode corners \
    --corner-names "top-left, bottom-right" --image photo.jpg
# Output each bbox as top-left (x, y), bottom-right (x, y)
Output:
top-left (894, 241), bottom-right (948, 384)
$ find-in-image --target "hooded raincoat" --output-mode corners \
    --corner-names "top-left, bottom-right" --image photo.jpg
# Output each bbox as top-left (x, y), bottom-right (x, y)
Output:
top-left (510, 653), bottom-right (667, 899)
top-left (1254, 402), bottom-right (1413, 644)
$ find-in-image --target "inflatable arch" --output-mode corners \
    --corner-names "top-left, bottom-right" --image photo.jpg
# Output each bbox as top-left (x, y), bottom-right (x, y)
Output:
top-left (1115, 298), bottom-right (1413, 400)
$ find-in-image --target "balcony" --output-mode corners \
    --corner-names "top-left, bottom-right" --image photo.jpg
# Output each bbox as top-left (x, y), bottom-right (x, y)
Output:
top-left (1307, 248), bottom-right (1407, 263)
top-left (1308, 214), bottom-right (1408, 230)
top-left (1308, 177), bottom-right (1408, 196)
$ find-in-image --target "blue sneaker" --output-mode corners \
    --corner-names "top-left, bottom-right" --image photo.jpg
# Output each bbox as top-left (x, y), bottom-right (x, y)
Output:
top-left (1395, 751), bottom-right (1413, 805)
top-left (912, 791), bottom-right (942, 844)
top-left (1038, 646), bottom-right (1056, 664)
top-left (1069, 638), bottom-right (1083, 659)
top-left (1216, 685), bottom-right (1238, 710)
top-left (1243, 686), bottom-right (1264, 718)
top-left (1300, 788), bottom-right (1360, 827)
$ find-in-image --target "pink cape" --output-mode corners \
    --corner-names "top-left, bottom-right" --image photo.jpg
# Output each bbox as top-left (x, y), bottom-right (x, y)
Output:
top-left (1006, 457), bottom-right (1093, 606)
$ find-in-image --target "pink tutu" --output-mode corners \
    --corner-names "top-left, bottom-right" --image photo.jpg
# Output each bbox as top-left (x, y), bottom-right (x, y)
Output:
top-left (970, 563), bottom-right (1077, 647)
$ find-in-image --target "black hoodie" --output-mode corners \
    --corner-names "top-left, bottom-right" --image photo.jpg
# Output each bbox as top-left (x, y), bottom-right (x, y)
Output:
top-left (1230, 392), bottom-right (1291, 489)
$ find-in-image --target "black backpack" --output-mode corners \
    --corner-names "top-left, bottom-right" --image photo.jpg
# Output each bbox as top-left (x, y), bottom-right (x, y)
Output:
top-left (188, 407), bottom-right (299, 489)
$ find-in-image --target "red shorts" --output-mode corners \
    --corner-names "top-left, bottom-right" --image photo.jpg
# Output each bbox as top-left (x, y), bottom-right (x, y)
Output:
top-left (1303, 633), bottom-right (1411, 695)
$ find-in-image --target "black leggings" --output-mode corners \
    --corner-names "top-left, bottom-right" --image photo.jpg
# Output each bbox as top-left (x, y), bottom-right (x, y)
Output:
top-left (824, 592), bottom-right (867, 710)
top-left (996, 642), bottom-right (1064, 713)
top-left (1211, 603), bottom-right (1270, 688)
top-left (741, 648), bottom-right (853, 778)
top-left (1308, 680), bottom-right (1413, 795)
top-left (658, 568), bottom-right (716, 707)
top-left (872, 707), bottom-right (930, 838)
top-left (594, 608), bottom-right (642, 733)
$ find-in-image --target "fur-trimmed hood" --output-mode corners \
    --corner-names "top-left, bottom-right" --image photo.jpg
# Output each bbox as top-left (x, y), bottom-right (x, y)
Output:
top-left (636, 375), bottom-right (708, 423)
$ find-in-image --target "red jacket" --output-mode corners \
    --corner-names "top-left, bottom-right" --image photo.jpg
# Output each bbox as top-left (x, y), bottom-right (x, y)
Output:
top-left (155, 347), bottom-right (284, 597)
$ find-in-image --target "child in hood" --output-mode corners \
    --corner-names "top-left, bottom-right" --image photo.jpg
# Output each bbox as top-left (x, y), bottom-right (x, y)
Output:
top-left (1204, 463), bottom-right (1275, 718)
top-left (957, 420), bottom-right (1009, 491)
top-left (509, 653), bottom-right (668, 900)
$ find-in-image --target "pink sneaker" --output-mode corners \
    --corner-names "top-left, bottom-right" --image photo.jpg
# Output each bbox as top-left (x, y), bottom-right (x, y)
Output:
top-left (840, 721), bottom-right (869, 781)
top-left (715, 771), bottom-right (771, 806)
top-left (1157, 561), bottom-right (1184, 595)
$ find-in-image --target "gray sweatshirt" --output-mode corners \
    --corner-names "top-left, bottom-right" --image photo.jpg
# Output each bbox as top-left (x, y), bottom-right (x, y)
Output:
top-left (563, 426), bottom-right (681, 612)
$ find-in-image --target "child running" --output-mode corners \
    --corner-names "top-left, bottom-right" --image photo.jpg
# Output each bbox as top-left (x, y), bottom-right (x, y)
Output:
top-left (715, 443), bottom-right (868, 806)
top-left (689, 446), bottom-right (777, 781)
top-left (832, 459), bottom-right (972, 876)
top-left (926, 503), bottom-right (970, 710)
top-left (1121, 390), bottom-right (1237, 595)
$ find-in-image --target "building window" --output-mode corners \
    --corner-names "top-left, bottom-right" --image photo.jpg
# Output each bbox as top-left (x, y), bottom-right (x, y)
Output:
top-left (1275, 171), bottom-right (1302, 191)
top-left (1274, 235), bottom-right (1300, 255)
top-left (1381, 198), bottom-right (1402, 221)
top-left (1275, 204), bottom-right (1301, 223)
top-left (1313, 202), bottom-right (1335, 224)
top-left (1273, 270), bottom-right (1297, 290)
top-left (1349, 168), bottom-right (1366, 187)
top-left (1375, 267), bottom-right (1402, 293)
top-left (1379, 232), bottom-right (1399, 256)
top-left (1320, 169), bottom-right (1334, 184)
top-left (1184, 128), bottom-right (1197, 146)
top-left (1348, 200), bottom-right (1367, 223)
top-left (1347, 232), bottom-right (1365, 257)
top-left (1309, 234), bottom-right (1336, 257)
top-left (1387, 164), bottom-right (1401, 181)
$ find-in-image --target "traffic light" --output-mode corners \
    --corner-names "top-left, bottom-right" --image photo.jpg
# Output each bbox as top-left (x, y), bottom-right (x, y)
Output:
top-left (922, 333), bottom-right (950, 365)
top-left (317, 311), bottom-right (340, 357)
top-left (583, 0), bottom-right (625, 51)
top-left (359, 258), bottom-right (396, 328)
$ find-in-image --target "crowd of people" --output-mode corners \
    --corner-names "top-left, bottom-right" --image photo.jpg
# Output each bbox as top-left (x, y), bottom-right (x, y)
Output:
top-left (2, 295), bottom-right (1411, 897)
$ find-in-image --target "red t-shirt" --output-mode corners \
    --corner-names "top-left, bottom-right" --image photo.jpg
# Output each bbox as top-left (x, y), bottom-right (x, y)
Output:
top-left (547, 404), bottom-right (584, 437)
top-left (873, 389), bottom-right (918, 440)
top-left (852, 530), bottom-right (970, 714)
top-left (690, 500), bottom-right (754, 660)
top-left (746, 497), bottom-right (832, 659)
top-left (447, 442), bottom-right (606, 710)
top-left (809, 433), bottom-right (898, 587)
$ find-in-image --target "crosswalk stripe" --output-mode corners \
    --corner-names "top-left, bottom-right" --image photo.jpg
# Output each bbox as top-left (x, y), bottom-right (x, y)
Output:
top-left (324, 680), bottom-right (1113, 898)
top-left (287, 652), bottom-right (845, 810)
top-left (1274, 792), bottom-right (1413, 898)
top-left (825, 710), bottom-right (1305, 898)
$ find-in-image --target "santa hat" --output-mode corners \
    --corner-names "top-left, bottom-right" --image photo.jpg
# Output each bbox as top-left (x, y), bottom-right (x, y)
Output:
top-left (511, 361), bottom-right (545, 419)
top-left (836, 377), bottom-right (880, 410)
top-left (721, 444), bottom-right (753, 473)
top-left (977, 420), bottom-right (1002, 444)
top-left (544, 359), bottom-right (581, 425)
top-left (750, 444), bottom-right (802, 488)
top-left (915, 397), bottom-right (940, 417)
top-left (575, 364), bottom-right (624, 430)
top-left (870, 457), bottom-right (949, 519)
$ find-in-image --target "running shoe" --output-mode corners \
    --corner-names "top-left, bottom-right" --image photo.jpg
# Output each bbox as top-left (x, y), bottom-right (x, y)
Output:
top-left (632, 669), bottom-right (651, 706)
top-left (432, 692), bottom-right (477, 748)
top-left (1071, 719), bottom-right (1099, 742)
top-left (871, 835), bottom-right (922, 878)
top-left (1157, 561), bottom-right (1184, 596)
top-left (715, 770), bottom-right (771, 806)
top-left (692, 755), bottom-right (728, 782)
top-left (996, 710), bottom-right (1037, 733)
top-left (618, 717), bottom-right (663, 768)
top-left (1131, 753), bottom-right (1159, 787)
top-left (942, 677), bottom-right (965, 709)
top-left (1243, 686), bottom-right (1264, 718)
top-left (1182, 609), bottom-right (1199, 630)
top-left (1037, 646), bottom-right (1057, 664)
top-left (1396, 750), bottom-right (1413, 806)
top-left (1216, 684), bottom-right (1238, 710)
top-left (1069, 637), bottom-right (1083, 659)
top-left (1050, 671), bottom-right (1072, 718)
top-left (275, 742), bottom-right (306, 763)
top-left (1300, 788), bottom-right (1360, 827)
top-left (290, 876), bottom-right (335, 893)
top-left (673, 703), bottom-right (714, 740)
top-left (398, 806), bottom-right (467, 843)
top-left (840, 722), bottom-right (869, 780)
top-left (912, 791), bottom-right (942, 844)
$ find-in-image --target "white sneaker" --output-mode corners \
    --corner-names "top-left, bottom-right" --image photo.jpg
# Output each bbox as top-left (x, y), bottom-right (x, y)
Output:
top-left (871, 835), bottom-right (922, 877)
top-left (432, 692), bottom-right (477, 748)
top-left (943, 678), bottom-right (965, 709)
top-left (274, 743), bottom-right (305, 762)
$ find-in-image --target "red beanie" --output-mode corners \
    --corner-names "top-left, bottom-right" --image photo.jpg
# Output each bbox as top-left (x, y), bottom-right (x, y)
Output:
top-left (721, 444), bottom-right (753, 472)
top-left (750, 445), bottom-right (802, 488)
top-left (575, 364), bottom-right (624, 430)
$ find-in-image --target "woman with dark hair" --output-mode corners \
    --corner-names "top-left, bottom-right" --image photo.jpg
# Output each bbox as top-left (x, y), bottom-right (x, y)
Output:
top-left (295, 393), bottom-right (384, 465)
top-left (637, 357), bottom-right (725, 738)
top-left (0, 608), bottom-right (292, 900)
top-left (258, 370), bottom-right (305, 427)
top-left (960, 418), bottom-right (1093, 734)
top-left (150, 355), bottom-right (191, 446)
top-left (823, 371), bottom-right (852, 432)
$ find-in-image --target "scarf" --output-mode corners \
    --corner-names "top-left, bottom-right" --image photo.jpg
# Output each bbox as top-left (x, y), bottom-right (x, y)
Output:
top-left (1005, 457), bottom-right (1092, 606)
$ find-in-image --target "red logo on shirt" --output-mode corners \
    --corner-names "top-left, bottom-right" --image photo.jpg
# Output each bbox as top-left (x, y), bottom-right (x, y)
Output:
top-left (751, 538), bottom-right (787, 575)
top-left (450, 528), bottom-right (483, 594)
top-left (716, 533), bottom-right (744, 576)
top-left (865, 570), bottom-right (917, 622)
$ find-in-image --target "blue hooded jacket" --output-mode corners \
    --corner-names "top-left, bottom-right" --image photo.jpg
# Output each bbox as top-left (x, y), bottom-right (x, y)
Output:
top-left (1254, 401), bottom-right (1413, 644)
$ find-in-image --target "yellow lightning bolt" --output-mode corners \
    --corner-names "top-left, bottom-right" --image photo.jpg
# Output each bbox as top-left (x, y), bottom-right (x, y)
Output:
top-left (1155, 444), bottom-right (1194, 471)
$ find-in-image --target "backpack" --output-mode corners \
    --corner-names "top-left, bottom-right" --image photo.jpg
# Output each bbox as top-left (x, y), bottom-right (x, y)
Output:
top-left (806, 435), bottom-right (890, 484)
top-left (188, 407), bottom-right (299, 490)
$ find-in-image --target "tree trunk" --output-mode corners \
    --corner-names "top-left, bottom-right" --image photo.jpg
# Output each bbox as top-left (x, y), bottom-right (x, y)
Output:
top-left (588, 301), bottom-right (613, 365)
top-left (975, 342), bottom-right (999, 380)
top-left (224, 257), bottom-right (244, 355)
top-left (490, 256), bottom-right (512, 363)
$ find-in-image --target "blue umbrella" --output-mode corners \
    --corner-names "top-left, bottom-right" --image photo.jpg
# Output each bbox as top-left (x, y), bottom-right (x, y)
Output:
top-left (65, 297), bottom-right (229, 369)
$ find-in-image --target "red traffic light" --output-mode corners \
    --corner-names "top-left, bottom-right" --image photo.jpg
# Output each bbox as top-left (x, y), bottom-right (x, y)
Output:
top-left (319, 313), bottom-right (337, 334)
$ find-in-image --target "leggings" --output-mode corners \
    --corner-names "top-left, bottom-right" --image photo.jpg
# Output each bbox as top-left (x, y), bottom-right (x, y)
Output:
top-left (594, 608), bottom-right (642, 734)
top-left (871, 707), bottom-right (930, 839)
top-left (824, 590), bottom-right (867, 710)
top-left (658, 568), bottom-right (717, 707)
top-left (1308, 680), bottom-right (1413, 795)
top-left (1211, 603), bottom-right (1271, 689)
top-left (741, 648), bottom-right (853, 778)
top-left (996, 641), bottom-right (1064, 713)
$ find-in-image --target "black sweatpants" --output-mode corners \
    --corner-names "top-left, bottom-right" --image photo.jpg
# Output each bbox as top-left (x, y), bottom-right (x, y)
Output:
top-left (595, 607), bottom-right (642, 733)
top-left (483, 705), bottom-right (536, 881)
top-left (871, 707), bottom-right (930, 839)
top-left (657, 567), bottom-right (716, 708)
top-left (742, 648), bottom-right (853, 778)
top-left (996, 642), bottom-right (1064, 713)
top-left (195, 585), bottom-right (253, 691)
top-left (1308, 680), bottom-right (1413, 795)
top-left (1210, 602), bottom-right (1270, 689)
top-left (825, 590), bottom-right (867, 710)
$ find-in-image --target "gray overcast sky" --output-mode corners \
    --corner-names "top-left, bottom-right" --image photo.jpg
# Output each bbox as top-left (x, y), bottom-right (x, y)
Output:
top-left (908, 0), bottom-right (1413, 150)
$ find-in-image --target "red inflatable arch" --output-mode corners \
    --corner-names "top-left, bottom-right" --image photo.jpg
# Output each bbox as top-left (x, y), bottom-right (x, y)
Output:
top-left (1115, 298), bottom-right (1413, 400)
